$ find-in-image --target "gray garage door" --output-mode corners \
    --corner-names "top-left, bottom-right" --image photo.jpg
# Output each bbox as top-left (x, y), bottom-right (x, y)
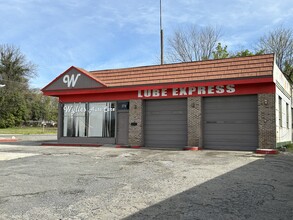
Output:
top-left (145, 99), bottom-right (187, 148)
top-left (203, 95), bottom-right (258, 150)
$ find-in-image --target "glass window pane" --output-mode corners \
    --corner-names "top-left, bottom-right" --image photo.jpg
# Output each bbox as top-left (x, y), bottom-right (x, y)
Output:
top-left (63, 103), bottom-right (86, 137)
top-left (88, 103), bottom-right (106, 137)
top-left (117, 101), bottom-right (129, 110)
top-left (279, 97), bottom-right (282, 127)
top-left (88, 102), bottom-right (116, 137)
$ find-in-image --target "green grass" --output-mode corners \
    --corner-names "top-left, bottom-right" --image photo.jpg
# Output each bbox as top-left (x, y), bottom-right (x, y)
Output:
top-left (281, 143), bottom-right (293, 153)
top-left (284, 144), bottom-right (293, 152)
top-left (0, 127), bottom-right (57, 135)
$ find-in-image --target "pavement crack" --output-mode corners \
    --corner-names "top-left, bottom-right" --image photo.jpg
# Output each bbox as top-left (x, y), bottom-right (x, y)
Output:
top-left (95, 176), bottom-right (119, 179)
top-left (1, 190), bottom-right (52, 199)
top-left (78, 173), bottom-right (121, 179)
top-left (59, 189), bottom-right (85, 195)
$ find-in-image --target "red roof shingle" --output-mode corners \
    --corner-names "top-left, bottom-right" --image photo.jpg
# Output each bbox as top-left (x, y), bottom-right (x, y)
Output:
top-left (88, 54), bottom-right (274, 87)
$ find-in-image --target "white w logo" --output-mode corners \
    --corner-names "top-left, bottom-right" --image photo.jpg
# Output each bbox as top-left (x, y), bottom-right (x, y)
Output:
top-left (63, 74), bottom-right (81, 88)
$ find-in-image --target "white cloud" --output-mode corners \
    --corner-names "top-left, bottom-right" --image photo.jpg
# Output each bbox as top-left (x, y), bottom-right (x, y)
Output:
top-left (0, 0), bottom-right (292, 88)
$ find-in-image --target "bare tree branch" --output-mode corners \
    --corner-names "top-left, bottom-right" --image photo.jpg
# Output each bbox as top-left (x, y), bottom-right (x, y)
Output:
top-left (0, 44), bottom-right (36, 89)
top-left (257, 27), bottom-right (293, 70)
top-left (166, 25), bottom-right (221, 63)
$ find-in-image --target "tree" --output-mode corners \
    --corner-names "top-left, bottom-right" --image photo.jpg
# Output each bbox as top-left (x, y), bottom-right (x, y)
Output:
top-left (0, 44), bottom-right (36, 128)
top-left (26, 89), bottom-right (58, 123)
top-left (212, 43), bottom-right (229, 59)
top-left (0, 45), bottom-right (36, 87)
top-left (166, 25), bottom-right (221, 62)
top-left (229, 49), bottom-right (264, 58)
top-left (257, 27), bottom-right (293, 76)
top-left (211, 43), bottom-right (265, 60)
top-left (284, 61), bottom-right (293, 81)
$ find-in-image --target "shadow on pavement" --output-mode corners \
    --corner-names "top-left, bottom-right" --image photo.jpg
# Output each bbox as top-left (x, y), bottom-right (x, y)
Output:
top-left (124, 154), bottom-right (293, 220)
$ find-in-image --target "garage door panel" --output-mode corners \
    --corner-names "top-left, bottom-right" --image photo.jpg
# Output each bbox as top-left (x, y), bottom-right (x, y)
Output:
top-left (205, 101), bottom-right (257, 110)
top-left (205, 109), bottom-right (257, 115)
top-left (205, 142), bottom-right (258, 149)
top-left (204, 144), bottom-right (257, 151)
top-left (205, 141), bottom-right (258, 147)
top-left (146, 139), bottom-right (186, 146)
top-left (146, 105), bottom-right (187, 111)
top-left (147, 135), bottom-right (187, 141)
top-left (204, 130), bottom-right (257, 136)
top-left (204, 96), bottom-right (256, 103)
top-left (146, 125), bottom-right (187, 130)
top-left (146, 104), bottom-right (186, 111)
top-left (145, 99), bottom-right (187, 148)
top-left (204, 95), bottom-right (258, 150)
top-left (205, 136), bottom-right (258, 144)
top-left (145, 115), bottom-right (186, 121)
top-left (205, 122), bottom-right (257, 126)
top-left (146, 120), bottom-right (188, 125)
top-left (205, 105), bottom-right (257, 112)
top-left (205, 124), bottom-right (257, 131)
top-left (204, 112), bottom-right (257, 120)
top-left (205, 134), bottom-right (258, 142)
top-left (146, 109), bottom-right (186, 114)
top-left (146, 130), bottom-right (187, 135)
top-left (146, 100), bottom-right (186, 107)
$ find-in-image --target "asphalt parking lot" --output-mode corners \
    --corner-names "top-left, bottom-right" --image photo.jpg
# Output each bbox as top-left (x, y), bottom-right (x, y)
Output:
top-left (0, 138), bottom-right (293, 220)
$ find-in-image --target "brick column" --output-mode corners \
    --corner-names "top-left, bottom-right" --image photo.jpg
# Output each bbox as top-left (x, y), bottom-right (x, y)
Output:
top-left (187, 97), bottom-right (202, 147)
top-left (258, 94), bottom-right (276, 149)
top-left (128, 99), bottom-right (144, 146)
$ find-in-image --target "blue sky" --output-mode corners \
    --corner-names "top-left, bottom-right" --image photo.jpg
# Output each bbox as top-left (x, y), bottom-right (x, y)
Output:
top-left (0, 0), bottom-right (292, 88)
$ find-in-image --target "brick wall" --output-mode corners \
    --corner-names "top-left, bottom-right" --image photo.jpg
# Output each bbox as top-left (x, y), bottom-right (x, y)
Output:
top-left (258, 94), bottom-right (276, 148)
top-left (187, 97), bottom-right (202, 147)
top-left (128, 99), bottom-right (144, 146)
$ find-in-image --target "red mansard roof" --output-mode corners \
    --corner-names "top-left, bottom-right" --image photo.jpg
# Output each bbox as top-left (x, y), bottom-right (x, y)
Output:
top-left (88, 54), bottom-right (274, 87)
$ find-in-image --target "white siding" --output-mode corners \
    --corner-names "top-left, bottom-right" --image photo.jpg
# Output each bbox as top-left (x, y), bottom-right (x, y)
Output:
top-left (274, 62), bottom-right (292, 143)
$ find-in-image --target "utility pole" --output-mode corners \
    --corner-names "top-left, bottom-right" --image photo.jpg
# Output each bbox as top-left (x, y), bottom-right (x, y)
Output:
top-left (160, 0), bottom-right (164, 65)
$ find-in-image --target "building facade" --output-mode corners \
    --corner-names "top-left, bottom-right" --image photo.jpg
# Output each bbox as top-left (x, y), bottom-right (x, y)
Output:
top-left (42, 54), bottom-right (292, 150)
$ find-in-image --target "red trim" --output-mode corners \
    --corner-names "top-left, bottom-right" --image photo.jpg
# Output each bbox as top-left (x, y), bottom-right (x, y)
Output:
top-left (41, 142), bottom-right (102, 147)
top-left (255, 149), bottom-right (279, 154)
top-left (58, 82), bottom-right (275, 103)
top-left (131, 146), bottom-right (141, 149)
top-left (115, 145), bottom-right (130, 148)
top-left (183, 147), bottom-right (202, 151)
top-left (43, 76), bottom-right (273, 96)
top-left (0, 138), bottom-right (17, 142)
top-left (41, 66), bottom-right (107, 92)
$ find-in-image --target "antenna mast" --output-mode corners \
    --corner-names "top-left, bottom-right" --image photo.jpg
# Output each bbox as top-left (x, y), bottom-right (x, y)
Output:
top-left (160, 0), bottom-right (164, 65)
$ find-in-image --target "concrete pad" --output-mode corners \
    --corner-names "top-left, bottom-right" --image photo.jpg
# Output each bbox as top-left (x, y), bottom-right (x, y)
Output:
top-left (0, 152), bottom-right (38, 161)
top-left (0, 143), bottom-right (292, 220)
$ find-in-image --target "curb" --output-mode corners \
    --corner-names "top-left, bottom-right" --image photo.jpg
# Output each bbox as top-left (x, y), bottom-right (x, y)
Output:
top-left (42, 143), bottom-right (101, 147)
top-left (115, 145), bottom-right (130, 148)
top-left (0, 138), bottom-right (18, 143)
top-left (115, 145), bottom-right (141, 149)
top-left (131, 146), bottom-right (141, 149)
top-left (183, 146), bottom-right (202, 151)
top-left (255, 149), bottom-right (279, 154)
